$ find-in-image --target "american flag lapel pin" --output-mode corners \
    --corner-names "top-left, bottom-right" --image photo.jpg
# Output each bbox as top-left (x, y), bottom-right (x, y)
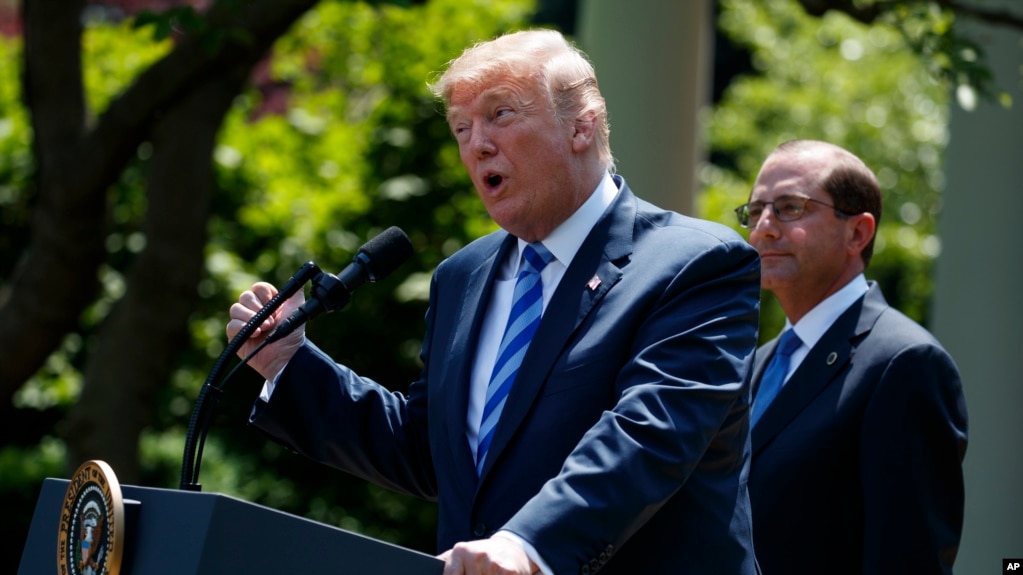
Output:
top-left (586, 274), bottom-right (602, 291)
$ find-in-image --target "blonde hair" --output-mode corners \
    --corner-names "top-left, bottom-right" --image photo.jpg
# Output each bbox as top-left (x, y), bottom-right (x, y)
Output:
top-left (429, 29), bottom-right (614, 171)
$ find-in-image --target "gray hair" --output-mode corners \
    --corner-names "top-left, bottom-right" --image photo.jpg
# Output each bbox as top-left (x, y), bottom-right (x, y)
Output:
top-left (429, 29), bottom-right (614, 172)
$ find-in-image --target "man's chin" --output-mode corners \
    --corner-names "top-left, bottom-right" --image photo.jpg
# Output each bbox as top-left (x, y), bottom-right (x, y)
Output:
top-left (759, 272), bottom-right (794, 293)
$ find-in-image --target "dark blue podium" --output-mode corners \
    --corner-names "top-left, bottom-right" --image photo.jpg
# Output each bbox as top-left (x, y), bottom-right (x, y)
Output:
top-left (19, 478), bottom-right (443, 574)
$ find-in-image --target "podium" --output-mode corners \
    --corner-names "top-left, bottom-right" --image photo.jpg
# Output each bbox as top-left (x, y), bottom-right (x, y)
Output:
top-left (19, 477), bottom-right (444, 574)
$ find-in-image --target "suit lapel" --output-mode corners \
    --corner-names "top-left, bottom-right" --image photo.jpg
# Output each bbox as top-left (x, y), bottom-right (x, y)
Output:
top-left (752, 283), bottom-right (889, 454)
top-left (477, 181), bottom-right (635, 480)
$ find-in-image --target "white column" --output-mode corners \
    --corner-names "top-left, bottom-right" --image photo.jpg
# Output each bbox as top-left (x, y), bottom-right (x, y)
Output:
top-left (933, 2), bottom-right (1023, 571)
top-left (576, 0), bottom-right (712, 215)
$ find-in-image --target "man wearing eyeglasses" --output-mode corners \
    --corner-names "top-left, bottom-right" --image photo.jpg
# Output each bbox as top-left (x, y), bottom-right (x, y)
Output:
top-left (735, 139), bottom-right (968, 575)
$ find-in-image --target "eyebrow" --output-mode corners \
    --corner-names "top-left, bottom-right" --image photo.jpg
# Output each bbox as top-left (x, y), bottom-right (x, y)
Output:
top-left (749, 194), bottom-right (810, 203)
top-left (450, 86), bottom-right (521, 115)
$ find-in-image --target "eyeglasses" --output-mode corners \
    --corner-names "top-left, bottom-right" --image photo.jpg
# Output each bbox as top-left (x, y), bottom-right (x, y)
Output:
top-left (734, 195), bottom-right (851, 228)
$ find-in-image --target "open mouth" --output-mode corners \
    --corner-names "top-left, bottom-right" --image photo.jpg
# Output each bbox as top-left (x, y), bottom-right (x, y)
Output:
top-left (486, 174), bottom-right (503, 188)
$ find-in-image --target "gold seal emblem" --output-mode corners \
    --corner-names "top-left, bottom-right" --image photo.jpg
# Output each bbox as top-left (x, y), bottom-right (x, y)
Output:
top-left (57, 460), bottom-right (125, 575)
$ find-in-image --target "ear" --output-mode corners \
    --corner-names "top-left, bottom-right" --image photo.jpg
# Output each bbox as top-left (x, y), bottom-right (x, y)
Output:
top-left (571, 110), bottom-right (597, 153)
top-left (846, 212), bottom-right (876, 257)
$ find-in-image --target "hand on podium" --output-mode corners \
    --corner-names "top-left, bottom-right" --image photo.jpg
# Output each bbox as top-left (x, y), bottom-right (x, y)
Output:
top-left (437, 535), bottom-right (540, 575)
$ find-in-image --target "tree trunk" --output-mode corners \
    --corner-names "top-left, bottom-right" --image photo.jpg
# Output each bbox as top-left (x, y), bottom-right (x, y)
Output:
top-left (0, 0), bottom-right (320, 480)
top-left (0, 0), bottom-right (320, 400)
top-left (63, 62), bottom-right (254, 480)
top-left (0, 0), bottom-right (106, 393)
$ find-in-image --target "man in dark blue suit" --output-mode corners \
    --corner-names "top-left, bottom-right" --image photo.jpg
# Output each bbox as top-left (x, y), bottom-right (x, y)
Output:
top-left (736, 139), bottom-right (968, 574)
top-left (228, 29), bottom-right (762, 575)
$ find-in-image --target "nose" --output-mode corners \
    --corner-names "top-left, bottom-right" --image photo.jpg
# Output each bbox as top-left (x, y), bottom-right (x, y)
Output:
top-left (468, 124), bottom-right (497, 158)
top-left (750, 206), bottom-right (780, 239)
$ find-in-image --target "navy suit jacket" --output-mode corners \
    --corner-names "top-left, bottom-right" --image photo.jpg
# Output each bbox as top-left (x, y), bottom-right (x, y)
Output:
top-left (251, 177), bottom-right (763, 574)
top-left (749, 283), bottom-right (968, 575)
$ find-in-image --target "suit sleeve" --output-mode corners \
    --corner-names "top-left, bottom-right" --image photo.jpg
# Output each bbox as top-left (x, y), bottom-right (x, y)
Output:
top-left (859, 341), bottom-right (968, 574)
top-left (501, 237), bottom-right (761, 573)
top-left (249, 340), bottom-right (438, 500)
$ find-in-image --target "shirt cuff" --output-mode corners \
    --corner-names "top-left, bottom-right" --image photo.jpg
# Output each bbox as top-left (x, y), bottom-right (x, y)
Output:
top-left (257, 366), bottom-right (287, 402)
top-left (494, 531), bottom-right (552, 575)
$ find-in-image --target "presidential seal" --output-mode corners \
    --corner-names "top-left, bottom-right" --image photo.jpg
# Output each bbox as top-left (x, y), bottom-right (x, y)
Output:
top-left (58, 460), bottom-right (125, 575)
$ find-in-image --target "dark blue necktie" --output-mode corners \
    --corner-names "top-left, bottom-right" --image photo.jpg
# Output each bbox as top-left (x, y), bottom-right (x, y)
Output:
top-left (751, 329), bottom-right (802, 427)
top-left (477, 243), bottom-right (553, 475)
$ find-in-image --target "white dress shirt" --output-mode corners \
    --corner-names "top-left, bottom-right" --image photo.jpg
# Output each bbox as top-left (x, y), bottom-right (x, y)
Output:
top-left (464, 172), bottom-right (619, 458)
top-left (781, 273), bottom-right (870, 383)
top-left (468, 173), bottom-right (617, 575)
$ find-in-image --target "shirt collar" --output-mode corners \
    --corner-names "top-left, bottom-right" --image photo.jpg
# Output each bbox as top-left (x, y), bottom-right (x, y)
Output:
top-left (787, 273), bottom-right (869, 349)
top-left (515, 171), bottom-right (619, 268)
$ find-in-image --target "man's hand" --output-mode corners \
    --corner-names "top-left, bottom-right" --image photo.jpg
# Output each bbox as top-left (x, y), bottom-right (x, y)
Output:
top-left (226, 281), bottom-right (305, 381)
top-left (438, 535), bottom-right (539, 575)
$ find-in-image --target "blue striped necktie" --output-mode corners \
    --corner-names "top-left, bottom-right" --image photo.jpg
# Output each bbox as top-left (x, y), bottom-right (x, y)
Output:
top-left (751, 328), bottom-right (802, 427)
top-left (477, 242), bottom-right (553, 475)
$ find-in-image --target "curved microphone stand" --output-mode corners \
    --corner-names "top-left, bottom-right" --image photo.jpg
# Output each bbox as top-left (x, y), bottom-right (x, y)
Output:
top-left (179, 262), bottom-right (320, 491)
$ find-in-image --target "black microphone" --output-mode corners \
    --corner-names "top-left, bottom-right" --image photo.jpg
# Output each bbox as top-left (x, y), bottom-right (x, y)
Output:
top-left (266, 226), bottom-right (413, 343)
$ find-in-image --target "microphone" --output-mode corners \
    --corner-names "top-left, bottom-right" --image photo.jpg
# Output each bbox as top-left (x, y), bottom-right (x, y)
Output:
top-left (266, 226), bottom-right (413, 343)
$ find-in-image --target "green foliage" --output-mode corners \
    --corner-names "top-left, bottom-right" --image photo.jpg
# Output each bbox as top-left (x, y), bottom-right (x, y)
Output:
top-left (82, 20), bottom-right (172, 116)
top-left (133, 5), bottom-right (256, 55)
top-left (1, 22), bottom-right (164, 413)
top-left (133, 7), bottom-right (206, 42)
top-left (0, 438), bottom-right (66, 491)
top-left (5, 20), bottom-right (170, 415)
top-left (0, 440), bottom-right (66, 564)
top-left (877, 1), bottom-right (1009, 109)
top-left (704, 0), bottom-right (949, 339)
top-left (2, 0), bottom-right (536, 557)
top-left (0, 36), bottom-right (33, 276)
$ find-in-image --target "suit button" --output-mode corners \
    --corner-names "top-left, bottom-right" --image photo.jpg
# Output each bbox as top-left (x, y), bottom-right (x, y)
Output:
top-left (473, 523), bottom-right (487, 537)
top-left (599, 552), bottom-right (607, 562)
top-left (581, 566), bottom-right (591, 575)
top-left (590, 558), bottom-right (600, 571)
